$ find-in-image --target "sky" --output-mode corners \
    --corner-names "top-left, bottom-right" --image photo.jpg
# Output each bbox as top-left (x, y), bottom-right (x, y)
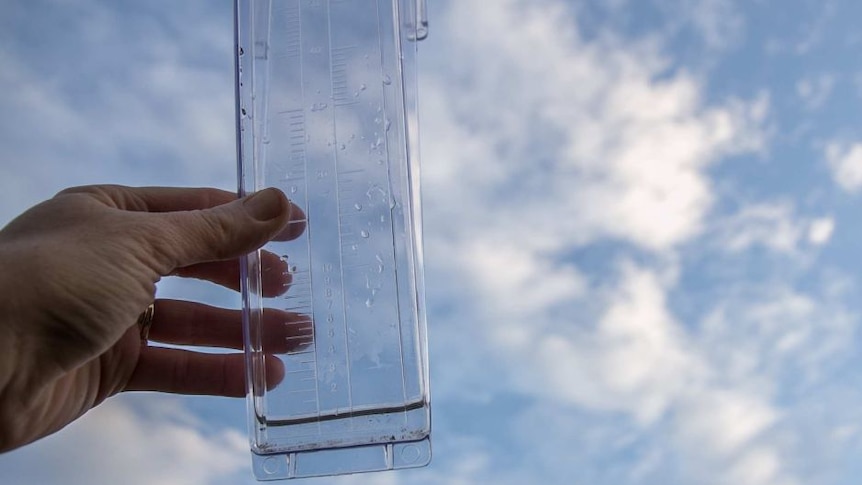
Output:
top-left (2, 0), bottom-right (862, 484)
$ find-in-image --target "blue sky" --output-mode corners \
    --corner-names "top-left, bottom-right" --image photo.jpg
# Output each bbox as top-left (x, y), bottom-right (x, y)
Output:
top-left (3, 0), bottom-right (862, 484)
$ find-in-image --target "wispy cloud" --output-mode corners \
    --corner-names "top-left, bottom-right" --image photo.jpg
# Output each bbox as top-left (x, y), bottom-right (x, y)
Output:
top-left (796, 74), bottom-right (836, 110)
top-left (419, 1), bottom-right (855, 484)
top-left (423, 0), bottom-right (767, 258)
top-left (714, 202), bottom-right (834, 254)
top-left (670, 0), bottom-right (745, 50)
top-left (0, 1), bottom-right (237, 223)
top-left (825, 141), bottom-right (862, 193)
top-left (0, 395), bottom-right (249, 485)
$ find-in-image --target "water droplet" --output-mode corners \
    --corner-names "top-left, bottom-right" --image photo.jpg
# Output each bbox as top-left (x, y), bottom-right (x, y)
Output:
top-left (384, 119), bottom-right (392, 132)
top-left (351, 244), bottom-right (358, 251)
top-left (290, 265), bottom-right (297, 273)
top-left (383, 74), bottom-right (392, 85)
top-left (365, 298), bottom-right (374, 308)
top-left (380, 215), bottom-right (386, 223)
top-left (376, 264), bottom-right (384, 273)
top-left (360, 230), bottom-right (370, 238)
top-left (290, 185), bottom-right (298, 194)
top-left (306, 134), bottom-right (311, 142)
top-left (241, 107), bottom-right (247, 116)
top-left (354, 203), bottom-right (363, 211)
top-left (374, 117), bottom-right (382, 124)
top-left (377, 159), bottom-right (385, 165)
top-left (239, 47), bottom-right (244, 55)
top-left (339, 143), bottom-right (346, 150)
top-left (359, 83), bottom-right (367, 91)
top-left (367, 185), bottom-right (387, 202)
top-left (311, 102), bottom-right (328, 112)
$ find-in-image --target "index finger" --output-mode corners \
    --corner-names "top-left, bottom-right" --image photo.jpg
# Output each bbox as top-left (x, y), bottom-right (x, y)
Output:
top-left (111, 186), bottom-right (307, 239)
top-left (57, 185), bottom-right (236, 212)
top-left (57, 185), bottom-right (306, 239)
top-left (125, 187), bottom-right (238, 212)
top-left (123, 186), bottom-right (239, 212)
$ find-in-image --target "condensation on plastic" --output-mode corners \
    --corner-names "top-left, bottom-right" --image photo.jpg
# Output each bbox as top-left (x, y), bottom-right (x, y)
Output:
top-left (235, 0), bottom-right (430, 480)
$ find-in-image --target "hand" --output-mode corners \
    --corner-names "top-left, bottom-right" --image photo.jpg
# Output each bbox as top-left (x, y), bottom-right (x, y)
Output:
top-left (0, 185), bottom-right (307, 452)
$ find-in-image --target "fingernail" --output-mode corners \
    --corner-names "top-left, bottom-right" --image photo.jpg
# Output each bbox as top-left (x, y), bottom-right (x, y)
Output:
top-left (243, 188), bottom-right (287, 221)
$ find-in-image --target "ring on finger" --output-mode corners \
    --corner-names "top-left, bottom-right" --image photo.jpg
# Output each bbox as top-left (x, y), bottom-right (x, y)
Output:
top-left (137, 303), bottom-right (156, 343)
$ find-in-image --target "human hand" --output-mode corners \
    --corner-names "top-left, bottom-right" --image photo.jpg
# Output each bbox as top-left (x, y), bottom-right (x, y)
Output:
top-left (0, 185), bottom-right (308, 452)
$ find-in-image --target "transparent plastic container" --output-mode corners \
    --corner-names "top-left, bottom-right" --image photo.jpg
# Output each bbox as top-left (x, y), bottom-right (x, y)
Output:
top-left (234, 0), bottom-right (430, 480)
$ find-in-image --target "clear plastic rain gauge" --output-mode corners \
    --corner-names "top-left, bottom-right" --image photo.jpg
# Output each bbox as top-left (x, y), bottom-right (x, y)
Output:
top-left (235, 0), bottom-right (430, 480)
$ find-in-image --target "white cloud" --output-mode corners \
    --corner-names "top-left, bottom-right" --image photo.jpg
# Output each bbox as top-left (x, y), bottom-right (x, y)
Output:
top-left (725, 446), bottom-right (787, 485)
top-left (796, 74), bottom-right (836, 110)
top-left (422, 0), bottom-right (767, 266)
top-left (0, 395), bottom-right (249, 485)
top-left (459, 239), bottom-right (587, 319)
top-left (676, 0), bottom-right (745, 50)
top-left (415, 3), bottom-right (861, 482)
top-left (698, 283), bottom-right (857, 388)
top-left (713, 202), bottom-right (834, 254)
top-left (793, 1), bottom-right (837, 55)
top-left (581, 0), bottom-right (744, 52)
top-left (526, 264), bottom-right (702, 424)
top-left (416, 1), bottom-right (814, 483)
top-left (675, 390), bottom-right (779, 456)
top-left (433, 239), bottom-right (799, 483)
top-left (0, 3), bottom-right (237, 225)
top-left (808, 217), bottom-right (835, 245)
top-left (825, 141), bottom-right (862, 193)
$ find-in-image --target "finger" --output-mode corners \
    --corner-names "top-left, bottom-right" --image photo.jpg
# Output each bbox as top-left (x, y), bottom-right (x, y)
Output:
top-left (121, 187), bottom-right (236, 212)
top-left (114, 185), bottom-right (307, 238)
top-left (143, 187), bottom-right (293, 269)
top-left (174, 250), bottom-right (292, 297)
top-left (148, 300), bottom-right (313, 352)
top-left (275, 205), bottom-right (306, 241)
top-left (56, 185), bottom-right (308, 231)
top-left (57, 185), bottom-right (237, 212)
top-left (125, 348), bottom-right (285, 397)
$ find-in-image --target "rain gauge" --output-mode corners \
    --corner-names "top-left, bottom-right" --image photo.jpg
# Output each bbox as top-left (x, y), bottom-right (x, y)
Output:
top-left (235, 0), bottom-right (430, 480)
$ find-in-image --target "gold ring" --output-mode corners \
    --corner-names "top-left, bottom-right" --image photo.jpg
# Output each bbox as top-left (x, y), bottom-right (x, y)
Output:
top-left (137, 303), bottom-right (155, 343)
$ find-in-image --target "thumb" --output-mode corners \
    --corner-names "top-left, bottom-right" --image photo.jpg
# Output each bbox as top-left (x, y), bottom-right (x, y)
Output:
top-left (146, 188), bottom-right (292, 269)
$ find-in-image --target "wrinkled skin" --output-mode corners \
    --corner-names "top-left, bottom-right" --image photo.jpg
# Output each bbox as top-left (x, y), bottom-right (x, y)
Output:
top-left (0, 185), bottom-right (308, 452)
